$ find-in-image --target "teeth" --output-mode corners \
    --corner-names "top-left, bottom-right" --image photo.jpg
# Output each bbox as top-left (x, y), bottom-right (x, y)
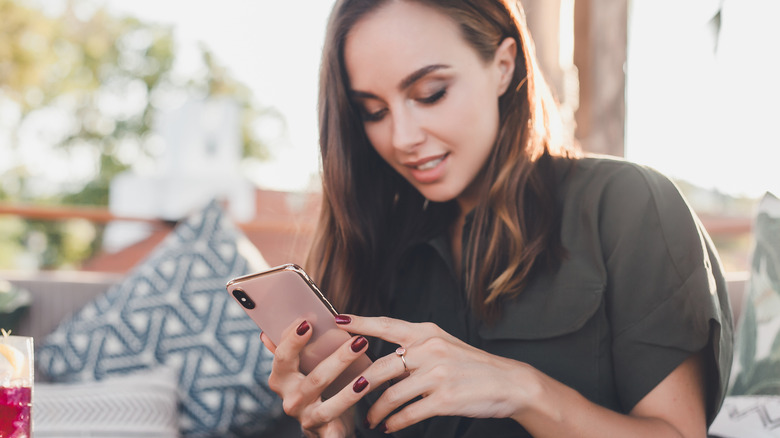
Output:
top-left (417, 157), bottom-right (444, 170)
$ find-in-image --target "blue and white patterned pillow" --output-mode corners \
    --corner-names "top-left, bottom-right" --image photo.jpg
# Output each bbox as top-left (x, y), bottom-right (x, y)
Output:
top-left (36, 200), bottom-right (283, 437)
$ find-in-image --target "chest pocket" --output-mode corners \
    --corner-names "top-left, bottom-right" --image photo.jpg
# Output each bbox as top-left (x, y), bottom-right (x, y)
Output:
top-left (476, 259), bottom-right (611, 407)
top-left (478, 257), bottom-right (605, 341)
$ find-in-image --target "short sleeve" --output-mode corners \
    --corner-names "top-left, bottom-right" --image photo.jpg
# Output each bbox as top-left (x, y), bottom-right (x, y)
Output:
top-left (597, 163), bottom-right (733, 424)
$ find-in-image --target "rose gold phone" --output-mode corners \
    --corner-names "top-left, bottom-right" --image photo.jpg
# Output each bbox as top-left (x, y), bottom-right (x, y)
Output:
top-left (226, 263), bottom-right (372, 399)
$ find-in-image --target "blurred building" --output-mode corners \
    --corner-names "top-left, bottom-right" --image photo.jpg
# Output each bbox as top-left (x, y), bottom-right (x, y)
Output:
top-left (105, 97), bottom-right (256, 253)
top-left (84, 189), bottom-right (320, 273)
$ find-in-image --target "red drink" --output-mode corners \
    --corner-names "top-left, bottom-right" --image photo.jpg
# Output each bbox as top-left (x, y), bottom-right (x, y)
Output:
top-left (0, 386), bottom-right (31, 438)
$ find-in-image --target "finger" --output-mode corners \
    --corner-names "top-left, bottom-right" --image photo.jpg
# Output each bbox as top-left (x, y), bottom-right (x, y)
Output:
top-left (307, 373), bottom-right (371, 430)
top-left (260, 332), bottom-right (277, 354)
top-left (283, 334), bottom-right (370, 429)
top-left (273, 318), bottom-right (313, 375)
top-left (288, 336), bottom-right (371, 427)
top-left (371, 347), bottom-right (411, 384)
top-left (299, 335), bottom-right (371, 401)
top-left (381, 396), bottom-right (443, 434)
top-left (269, 319), bottom-right (318, 411)
top-left (366, 369), bottom-right (430, 428)
top-left (313, 343), bottom-right (415, 428)
top-left (335, 314), bottom-right (436, 347)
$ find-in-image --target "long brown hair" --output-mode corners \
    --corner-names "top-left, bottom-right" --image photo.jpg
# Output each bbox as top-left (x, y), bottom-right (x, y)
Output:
top-left (308, 0), bottom-right (578, 320)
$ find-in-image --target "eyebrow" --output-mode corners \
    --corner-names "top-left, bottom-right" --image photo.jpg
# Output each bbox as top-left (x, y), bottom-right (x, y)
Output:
top-left (351, 64), bottom-right (451, 100)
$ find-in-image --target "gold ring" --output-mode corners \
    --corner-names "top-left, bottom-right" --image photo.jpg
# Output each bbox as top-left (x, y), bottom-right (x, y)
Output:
top-left (395, 347), bottom-right (408, 372)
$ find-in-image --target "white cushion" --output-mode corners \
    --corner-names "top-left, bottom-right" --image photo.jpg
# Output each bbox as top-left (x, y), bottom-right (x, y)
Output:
top-left (34, 367), bottom-right (178, 437)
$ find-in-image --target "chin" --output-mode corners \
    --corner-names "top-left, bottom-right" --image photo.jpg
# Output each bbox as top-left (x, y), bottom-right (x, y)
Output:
top-left (417, 188), bottom-right (460, 204)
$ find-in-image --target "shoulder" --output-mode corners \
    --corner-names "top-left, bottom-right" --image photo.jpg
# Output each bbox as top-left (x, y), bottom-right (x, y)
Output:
top-left (558, 155), bottom-right (692, 227)
top-left (557, 155), bottom-right (710, 286)
top-left (561, 155), bottom-right (680, 199)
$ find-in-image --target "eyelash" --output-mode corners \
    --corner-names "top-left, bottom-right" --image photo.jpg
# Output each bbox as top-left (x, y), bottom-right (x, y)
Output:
top-left (361, 108), bottom-right (387, 123)
top-left (418, 87), bottom-right (447, 105)
top-left (361, 87), bottom-right (448, 123)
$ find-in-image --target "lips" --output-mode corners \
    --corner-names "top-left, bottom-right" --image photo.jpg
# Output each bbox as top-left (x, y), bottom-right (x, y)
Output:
top-left (416, 156), bottom-right (445, 170)
top-left (406, 153), bottom-right (448, 170)
top-left (405, 153), bottom-right (449, 184)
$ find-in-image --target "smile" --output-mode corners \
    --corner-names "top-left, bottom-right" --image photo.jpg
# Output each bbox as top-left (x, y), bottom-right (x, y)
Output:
top-left (405, 153), bottom-right (449, 185)
top-left (408, 153), bottom-right (448, 171)
top-left (416, 156), bottom-right (445, 170)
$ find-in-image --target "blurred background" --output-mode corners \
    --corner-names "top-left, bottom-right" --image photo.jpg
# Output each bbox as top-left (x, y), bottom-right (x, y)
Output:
top-left (0, 0), bottom-right (778, 276)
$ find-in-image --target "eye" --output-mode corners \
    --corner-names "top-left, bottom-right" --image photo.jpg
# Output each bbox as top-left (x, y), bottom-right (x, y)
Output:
top-left (361, 107), bottom-right (388, 123)
top-left (418, 87), bottom-right (447, 105)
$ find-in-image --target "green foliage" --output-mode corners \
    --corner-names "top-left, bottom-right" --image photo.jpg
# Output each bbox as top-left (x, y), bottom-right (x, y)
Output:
top-left (729, 197), bottom-right (780, 396)
top-left (0, 0), bottom-right (280, 269)
top-left (0, 217), bottom-right (26, 267)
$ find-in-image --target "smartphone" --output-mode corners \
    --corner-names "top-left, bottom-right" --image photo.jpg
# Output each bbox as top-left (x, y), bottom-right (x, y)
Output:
top-left (226, 263), bottom-right (372, 399)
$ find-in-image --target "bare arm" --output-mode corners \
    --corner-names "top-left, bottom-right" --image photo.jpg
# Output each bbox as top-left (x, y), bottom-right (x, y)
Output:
top-left (513, 352), bottom-right (706, 437)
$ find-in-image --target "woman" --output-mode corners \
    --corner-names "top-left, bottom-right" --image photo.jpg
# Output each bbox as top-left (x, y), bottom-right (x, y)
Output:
top-left (260, 0), bottom-right (733, 436)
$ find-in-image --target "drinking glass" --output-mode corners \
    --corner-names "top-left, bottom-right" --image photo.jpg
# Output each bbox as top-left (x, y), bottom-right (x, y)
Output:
top-left (0, 334), bottom-right (32, 438)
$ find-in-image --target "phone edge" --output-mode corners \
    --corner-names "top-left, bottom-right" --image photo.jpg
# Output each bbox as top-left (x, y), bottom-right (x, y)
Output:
top-left (226, 263), bottom-right (340, 317)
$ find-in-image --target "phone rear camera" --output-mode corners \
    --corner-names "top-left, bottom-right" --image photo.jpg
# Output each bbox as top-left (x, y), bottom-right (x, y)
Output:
top-left (232, 289), bottom-right (256, 309)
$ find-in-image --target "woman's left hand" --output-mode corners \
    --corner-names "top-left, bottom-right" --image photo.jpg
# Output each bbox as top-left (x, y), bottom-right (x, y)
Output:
top-left (335, 315), bottom-right (543, 433)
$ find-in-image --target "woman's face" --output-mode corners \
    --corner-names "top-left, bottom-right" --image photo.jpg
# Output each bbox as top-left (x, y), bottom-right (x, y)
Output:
top-left (344, 1), bottom-right (516, 213)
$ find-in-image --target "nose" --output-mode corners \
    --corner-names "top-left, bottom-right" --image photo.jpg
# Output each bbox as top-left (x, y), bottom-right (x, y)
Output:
top-left (391, 107), bottom-right (425, 152)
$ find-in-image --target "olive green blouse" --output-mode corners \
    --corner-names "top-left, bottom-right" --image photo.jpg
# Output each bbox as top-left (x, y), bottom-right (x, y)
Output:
top-left (356, 157), bottom-right (733, 438)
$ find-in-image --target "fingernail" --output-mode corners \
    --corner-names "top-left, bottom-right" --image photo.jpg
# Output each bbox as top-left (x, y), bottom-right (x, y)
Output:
top-left (353, 376), bottom-right (368, 393)
top-left (351, 336), bottom-right (368, 352)
top-left (363, 417), bottom-right (371, 429)
top-left (335, 315), bottom-right (351, 325)
top-left (380, 422), bottom-right (388, 433)
top-left (296, 320), bottom-right (310, 336)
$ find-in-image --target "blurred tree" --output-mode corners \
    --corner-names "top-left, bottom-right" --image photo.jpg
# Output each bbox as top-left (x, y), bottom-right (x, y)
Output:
top-left (0, 0), bottom-right (279, 268)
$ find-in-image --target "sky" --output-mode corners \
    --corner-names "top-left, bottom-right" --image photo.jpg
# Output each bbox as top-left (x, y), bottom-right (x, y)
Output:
top-left (626, 0), bottom-right (780, 199)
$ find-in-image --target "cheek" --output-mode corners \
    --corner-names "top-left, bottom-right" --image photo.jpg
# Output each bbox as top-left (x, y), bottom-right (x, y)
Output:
top-left (448, 85), bottom-right (499, 139)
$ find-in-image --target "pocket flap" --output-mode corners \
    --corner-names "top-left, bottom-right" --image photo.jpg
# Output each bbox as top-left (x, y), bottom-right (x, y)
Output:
top-left (479, 269), bottom-right (604, 340)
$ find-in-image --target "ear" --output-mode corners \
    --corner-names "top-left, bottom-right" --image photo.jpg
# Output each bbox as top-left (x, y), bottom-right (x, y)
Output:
top-left (494, 37), bottom-right (517, 96)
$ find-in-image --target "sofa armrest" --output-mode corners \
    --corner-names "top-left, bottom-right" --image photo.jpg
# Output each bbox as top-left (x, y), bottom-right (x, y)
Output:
top-left (1, 270), bottom-right (121, 340)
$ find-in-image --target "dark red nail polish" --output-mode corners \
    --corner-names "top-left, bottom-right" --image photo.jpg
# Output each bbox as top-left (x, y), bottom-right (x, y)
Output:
top-left (335, 315), bottom-right (351, 325)
top-left (380, 422), bottom-right (388, 433)
top-left (363, 417), bottom-right (371, 429)
top-left (296, 320), bottom-right (310, 336)
top-left (351, 336), bottom-right (368, 352)
top-left (353, 376), bottom-right (368, 393)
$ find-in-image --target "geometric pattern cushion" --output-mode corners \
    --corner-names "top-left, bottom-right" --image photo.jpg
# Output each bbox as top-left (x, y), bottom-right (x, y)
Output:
top-left (729, 192), bottom-right (780, 396)
top-left (33, 367), bottom-right (179, 437)
top-left (36, 200), bottom-right (283, 437)
top-left (709, 395), bottom-right (780, 437)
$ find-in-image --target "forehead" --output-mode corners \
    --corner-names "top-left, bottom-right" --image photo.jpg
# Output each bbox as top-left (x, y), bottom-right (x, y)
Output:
top-left (344, 2), bottom-right (470, 90)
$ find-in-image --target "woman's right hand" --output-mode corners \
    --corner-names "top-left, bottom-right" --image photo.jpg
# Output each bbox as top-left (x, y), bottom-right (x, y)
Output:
top-left (260, 319), bottom-right (370, 438)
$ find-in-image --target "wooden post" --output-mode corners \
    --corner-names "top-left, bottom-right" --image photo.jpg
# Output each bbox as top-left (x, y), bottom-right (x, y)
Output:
top-left (522, 0), bottom-right (578, 144)
top-left (573, 0), bottom-right (628, 156)
top-left (522, 0), bottom-right (564, 100)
